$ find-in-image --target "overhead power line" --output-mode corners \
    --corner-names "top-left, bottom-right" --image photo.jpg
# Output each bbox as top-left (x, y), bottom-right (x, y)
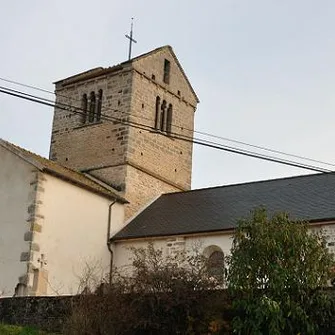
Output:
top-left (0, 76), bottom-right (55, 96)
top-left (0, 85), bottom-right (332, 174)
top-left (1, 76), bottom-right (335, 169)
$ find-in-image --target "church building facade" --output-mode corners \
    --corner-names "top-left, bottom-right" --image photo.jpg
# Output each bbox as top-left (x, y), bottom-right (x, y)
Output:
top-left (0, 45), bottom-right (200, 296)
top-left (2, 45), bottom-right (335, 296)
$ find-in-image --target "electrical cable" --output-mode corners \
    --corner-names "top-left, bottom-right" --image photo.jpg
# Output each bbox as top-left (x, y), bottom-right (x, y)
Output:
top-left (0, 85), bottom-right (332, 173)
top-left (1, 76), bottom-right (334, 168)
top-left (0, 85), bottom-right (331, 173)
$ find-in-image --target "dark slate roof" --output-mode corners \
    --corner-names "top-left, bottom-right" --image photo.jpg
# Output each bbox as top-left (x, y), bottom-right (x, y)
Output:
top-left (112, 173), bottom-right (335, 240)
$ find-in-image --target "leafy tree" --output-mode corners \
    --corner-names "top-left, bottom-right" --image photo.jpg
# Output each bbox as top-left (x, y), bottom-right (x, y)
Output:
top-left (227, 208), bottom-right (335, 335)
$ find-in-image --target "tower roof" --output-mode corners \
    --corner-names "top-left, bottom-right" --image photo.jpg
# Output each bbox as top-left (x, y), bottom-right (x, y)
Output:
top-left (54, 45), bottom-right (199, 103)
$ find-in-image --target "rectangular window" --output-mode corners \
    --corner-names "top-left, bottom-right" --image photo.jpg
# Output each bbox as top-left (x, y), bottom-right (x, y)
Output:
top-left (163, 59), bottom-right (170, 84)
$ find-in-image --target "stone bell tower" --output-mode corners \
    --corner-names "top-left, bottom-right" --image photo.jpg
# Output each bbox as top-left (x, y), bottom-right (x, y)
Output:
top-left (49, 46), bottom-right (199, 219)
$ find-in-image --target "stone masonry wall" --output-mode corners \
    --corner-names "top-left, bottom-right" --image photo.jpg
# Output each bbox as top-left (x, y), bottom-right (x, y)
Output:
top-left (127, 70), bottom-right (195, 191)
top-left (119, 48), bottom-right (197, 218)
top-left (123, 164), bottom-right (180, 219)
top-left (49, 66), bottom-right (133, 190)
top-left (133, 46), bottom-right (198, 107)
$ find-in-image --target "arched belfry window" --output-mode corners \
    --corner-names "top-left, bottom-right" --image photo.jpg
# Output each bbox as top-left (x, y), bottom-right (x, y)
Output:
top-left (88, 92), bottom-right (96, 123)
top-left (166, 104), bottom-right (173, 134)
top-left (81, 90), bottom-right (103, 124)
top-left (154, 97), bottom-right (172, 135)
top-left (96, 89), bottom-right (103, 122)
top-left (81, 94), bottom-right (88, 123)
top-left (160, 100), bottom-right (167, 131)
top-left (155, 96), bottom-right (161, 129)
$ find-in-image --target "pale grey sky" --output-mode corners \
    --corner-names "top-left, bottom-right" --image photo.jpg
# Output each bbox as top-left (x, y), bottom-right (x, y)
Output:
top-left (1, 0), bottom-right (335, 189)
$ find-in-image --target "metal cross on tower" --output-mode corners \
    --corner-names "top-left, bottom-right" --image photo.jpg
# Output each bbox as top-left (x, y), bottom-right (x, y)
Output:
top-left (125, 18), bottom-right (137, 60)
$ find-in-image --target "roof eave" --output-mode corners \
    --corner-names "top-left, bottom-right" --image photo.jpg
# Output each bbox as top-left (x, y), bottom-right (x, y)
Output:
top-left (308, 217), bottom-right (335, 225)
top-left (110, 217), bottom-right (335, 242)
top-left (54, 64), bottom-right (126, 87)
top-left (110, 227), bottom-right (236, 242)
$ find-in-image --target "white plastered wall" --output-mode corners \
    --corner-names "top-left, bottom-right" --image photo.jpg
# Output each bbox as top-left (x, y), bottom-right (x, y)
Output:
top-left (35, 174), bottom-right (124, 295)
top-left (0, 146), bottom-right (33, 297)
top-left (112, 232), bottom-right (234, 273)
top-left (113, 224), bottom-right (335, 275)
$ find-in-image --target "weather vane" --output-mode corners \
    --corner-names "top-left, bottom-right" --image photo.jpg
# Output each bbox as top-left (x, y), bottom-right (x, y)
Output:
top-left (125, 18), bottom-right (137, 60)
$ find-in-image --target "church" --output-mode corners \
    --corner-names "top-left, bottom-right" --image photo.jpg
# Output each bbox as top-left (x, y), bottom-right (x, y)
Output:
top-left (1, 45), bottom-right (335, 296)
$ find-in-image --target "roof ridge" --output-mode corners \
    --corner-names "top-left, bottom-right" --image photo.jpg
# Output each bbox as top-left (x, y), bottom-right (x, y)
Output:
top-left (161, 172), bottom-right (331, 197)
top-left (1, 137), bottom-right (46, 159)
top-left (54, 45), bottom-right (199, 103)
top-left (0, 138), bottom-right (126, 202)
top-left (122, 45), bottom-right (171, 64)
top-left (1, 138), bottom-right (79, 176)
top-left (55, 45), bottom-right (171, 85)
top-left (0, 138), bottom-right (44, 169)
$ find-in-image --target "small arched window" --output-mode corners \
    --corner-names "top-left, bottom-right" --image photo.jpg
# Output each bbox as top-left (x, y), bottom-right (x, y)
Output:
top-left (96, 89), bottom-right (103, 122)
top-left (88, 92), bottom-right (96, 123)
top-left (155, 96), bottom-right (161, 129)
top-left (166, 104), bottom-right (173, 134)
top-left (207, 250), bottom-right (225, 281)
top-left (81, 94), bottom-right (88, 123)
top-left (204, 246), bottom-right (225, 283)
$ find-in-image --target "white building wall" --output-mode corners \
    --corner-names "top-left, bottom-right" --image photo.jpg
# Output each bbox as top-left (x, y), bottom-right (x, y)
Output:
top-left (0, 146), bottom-right (34, 296)
top-left (113, 224), bottom-right (335, 275)
top-left (112, 232), bottom-right (234, 272)
top-left (36, 174), bottom-right (124, 295)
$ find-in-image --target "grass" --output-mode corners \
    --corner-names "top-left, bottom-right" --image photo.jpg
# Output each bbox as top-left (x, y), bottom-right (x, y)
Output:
top-left (0, 324), bottom-right (56, 335)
